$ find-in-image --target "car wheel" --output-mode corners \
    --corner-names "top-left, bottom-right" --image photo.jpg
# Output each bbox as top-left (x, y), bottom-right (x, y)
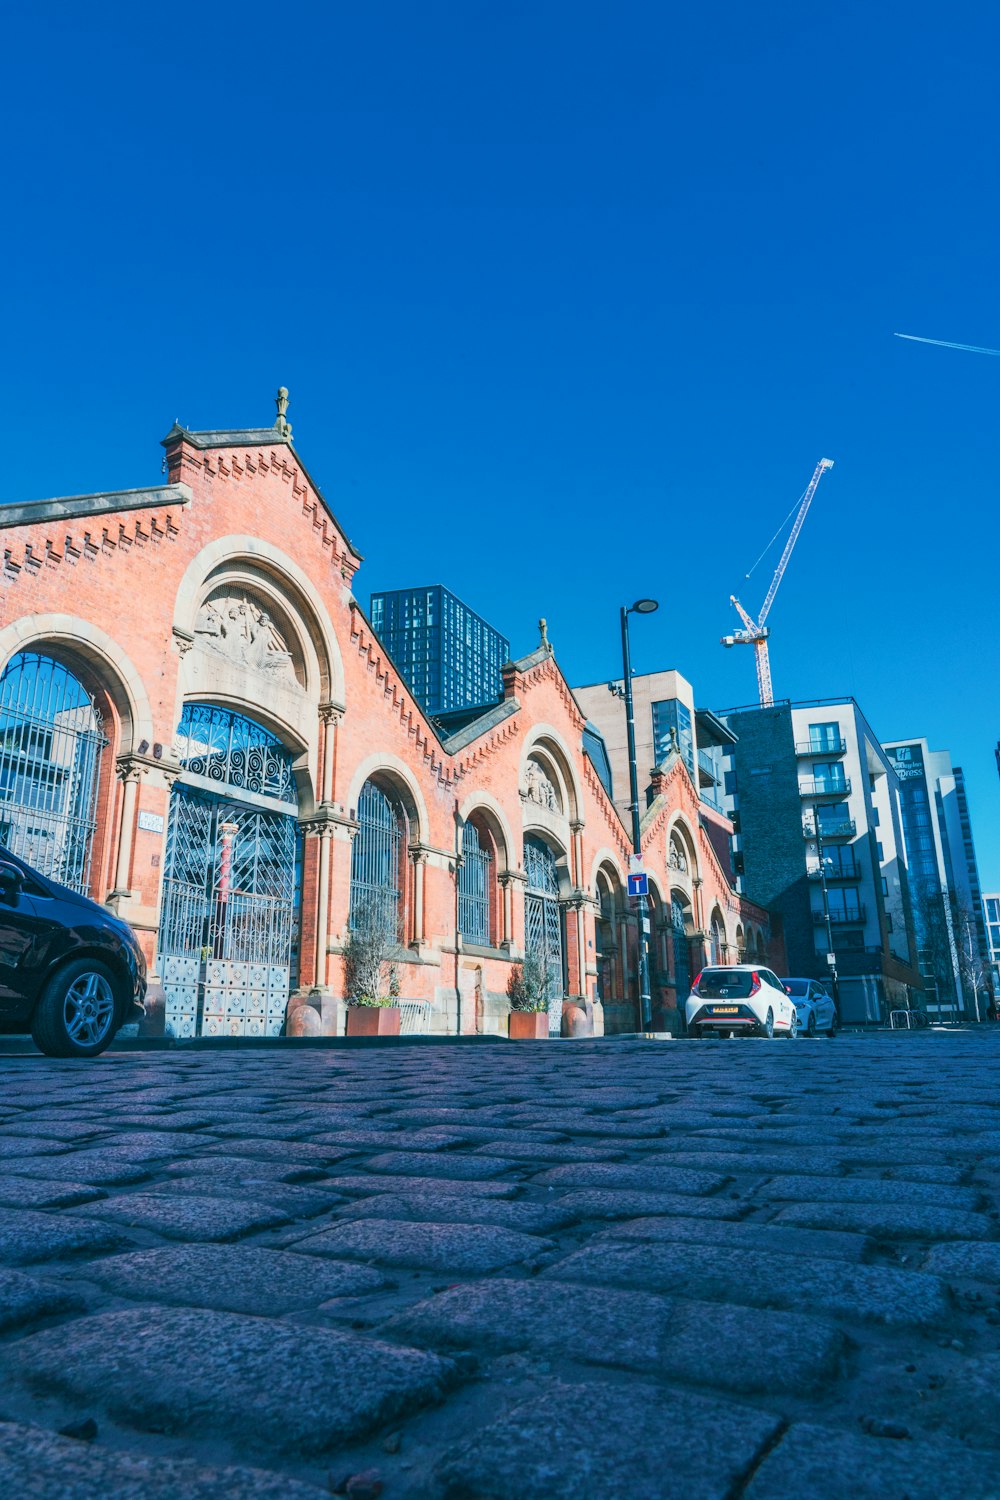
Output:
top-left (807, 1013), bottom-right (817, 1038)
top-left (31, 959), bottom-right (119, 1059)
top-left (763, 1007), bottom-right (774, 1039)
top-left (826, 1013), bottom-right (839, 1038)
top-left (787, 1012), bottom-right (799, 1038)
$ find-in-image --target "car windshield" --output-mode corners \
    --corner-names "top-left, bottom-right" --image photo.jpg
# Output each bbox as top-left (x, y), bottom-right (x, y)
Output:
top-left (696, 969), bottom-right (754, 999)
top-left (783, 980), bottom-right (809, 996)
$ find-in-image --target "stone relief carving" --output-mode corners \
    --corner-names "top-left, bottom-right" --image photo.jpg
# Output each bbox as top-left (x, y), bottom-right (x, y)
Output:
top-left (667, 835), bottom-right (688, 873)
top-left (193, 595), bottom-right (298, 686)
top-left (525, 758), bottom-right (561, 813)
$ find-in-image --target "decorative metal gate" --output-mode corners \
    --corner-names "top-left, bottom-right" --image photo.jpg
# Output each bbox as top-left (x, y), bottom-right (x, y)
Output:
top-left (524, 836), bottom-right (564, 1036)
top-left (0, 652), bottom-right (105, 893)
top-left (672, 899), bottom-right (690, 998)
top-left (160, 706), bottom-right (299, 1038)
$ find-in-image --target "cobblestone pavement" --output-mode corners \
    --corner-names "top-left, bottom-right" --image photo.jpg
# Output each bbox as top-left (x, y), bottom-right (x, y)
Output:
top-left (1, 1032), bottom-right (1000, 1499)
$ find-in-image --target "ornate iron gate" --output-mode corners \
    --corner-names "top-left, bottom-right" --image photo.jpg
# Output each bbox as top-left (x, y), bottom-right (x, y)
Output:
top-left (160, 706), bottom-right (299, 1039)
top-left (672, 899), bottom-right (691, 999)
top-left (0, 652), bottom-right (105, 893)
top-left (524, 836), bottom-right (564, 1036)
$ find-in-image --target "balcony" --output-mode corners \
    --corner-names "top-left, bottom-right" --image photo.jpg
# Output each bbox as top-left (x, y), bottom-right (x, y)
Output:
top-left (813, 905), bottom-right (866, 926)
top-left (799, 778), bottom-right (852, 798)
top-left (803, 819), bottom-right (856, 840)
top-left (807, 861), bottom-right (862, 882)
top-left (795, 738), bottom-right (847, 757)
top-left (698, 748), bottom-right (720, 786)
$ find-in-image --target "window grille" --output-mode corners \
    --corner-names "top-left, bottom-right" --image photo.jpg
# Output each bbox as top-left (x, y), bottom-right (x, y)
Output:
top-left (350, 779), bottom-right (403, 937)
top-left (0, 652), bottom-right (105, 892)
top-left (524, 836), bottom-right (563, 1026)
top-left (672, 899), bottom-right (691, 994)
top-left (175, 704), bottom-right (297, 806)
top-left (459, 819), bottom-right (492, 945)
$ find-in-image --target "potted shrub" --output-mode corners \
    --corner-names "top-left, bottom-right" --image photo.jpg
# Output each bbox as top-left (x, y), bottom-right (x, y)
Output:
top-left (506, 951), bottom-right (550, 1039)
top-left (342, 899), bottom-right (402, 1037)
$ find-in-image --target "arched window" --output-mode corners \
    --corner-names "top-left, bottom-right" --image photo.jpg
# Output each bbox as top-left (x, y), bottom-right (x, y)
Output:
top-left (710, 914), bottom-right (726, 965)
top-left (350, 779), bottom-right (405, 937)
top-left (595, 869), bottom-right (622, 1003)
top-left (524, 836), bottom-right (563, 1009)
top-left (672, 898), bottom-right (691, 997)
top-left (459, 818), bottom-right (492, 946)
top-left (0, 652), bottom-right (106, 892)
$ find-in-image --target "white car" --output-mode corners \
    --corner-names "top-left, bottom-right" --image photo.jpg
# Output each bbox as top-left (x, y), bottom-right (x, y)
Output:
top-left (685, 965), bottom-right (798, 1039)
top-left (782, 977), bottom-right (838, 1037)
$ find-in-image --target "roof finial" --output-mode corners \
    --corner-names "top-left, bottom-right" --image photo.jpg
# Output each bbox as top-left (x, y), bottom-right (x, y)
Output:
top-left (275, 387), bottom-right (292, 440)
top-left (538, 618), bottom-right (552, 655)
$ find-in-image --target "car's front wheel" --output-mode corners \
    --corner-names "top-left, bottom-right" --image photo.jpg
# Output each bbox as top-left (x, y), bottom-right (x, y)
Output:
top-left (763, 1007), bottom-right (774, 1039)
top-left (31, 959), bottom-right (119, 1059)
top-left (807, 1013), bottom-right (817, 1038)
top-left (826, 1012), bottom-right (839, 1038)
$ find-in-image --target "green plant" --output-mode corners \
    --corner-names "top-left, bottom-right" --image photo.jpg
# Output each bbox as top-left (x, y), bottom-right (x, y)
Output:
top-left (507, 949), bottom-right (550, 1013)
top-left (343, 898), bottom-right (401, 1008)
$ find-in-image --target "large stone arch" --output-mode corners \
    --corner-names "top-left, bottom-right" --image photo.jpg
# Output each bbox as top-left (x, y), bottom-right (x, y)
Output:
top-left (346, 752), bottom-right (430, 844)
top-left (458, 789), bottom-right (516, 873)
top-left (0, 613), bottom-right (153, 755)
top-left (666, 812), bottom-right (700, 883)
top-left (589, 846), bottom-right (627, 893)
top-left (172, 535), bottom-right (345, 705)
top-left (519, 723), bottom-right (584, 826)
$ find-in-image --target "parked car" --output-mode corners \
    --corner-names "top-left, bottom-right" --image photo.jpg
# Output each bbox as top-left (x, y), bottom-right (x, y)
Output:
top-left (685, 965), bottom-right (798, 1039)
top-left (0, 845), bottom-right (145, 1057)
top-left (782, 977), bottom-right (839, 1037)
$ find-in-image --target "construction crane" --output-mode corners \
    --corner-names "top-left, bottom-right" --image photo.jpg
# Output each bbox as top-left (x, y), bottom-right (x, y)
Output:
top-left (722, 457), bottom-right (834, 707)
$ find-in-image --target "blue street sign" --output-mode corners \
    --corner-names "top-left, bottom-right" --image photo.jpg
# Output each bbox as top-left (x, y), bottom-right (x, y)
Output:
top-left (627, 872), bottom-right (649, 897)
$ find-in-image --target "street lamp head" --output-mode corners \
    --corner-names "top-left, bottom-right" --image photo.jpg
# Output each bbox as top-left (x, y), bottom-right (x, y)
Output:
top-left (631, 598), bottom-right (659, 615)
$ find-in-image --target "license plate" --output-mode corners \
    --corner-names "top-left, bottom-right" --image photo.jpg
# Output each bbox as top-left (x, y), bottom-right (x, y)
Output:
top-left (712, 1006), bottom-right (739, 1014)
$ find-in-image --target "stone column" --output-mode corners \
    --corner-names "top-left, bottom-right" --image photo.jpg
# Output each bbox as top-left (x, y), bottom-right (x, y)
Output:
top-left (498, 872), bottom-right (514, 949)
top-left (318, 705), bottom-right (343, 805)
top-left (411, 847), bottom-right (428, 947)
top-left (111, 759), bottom-right (143, 898)
top-left (314, 827), bottom-right (333, 989)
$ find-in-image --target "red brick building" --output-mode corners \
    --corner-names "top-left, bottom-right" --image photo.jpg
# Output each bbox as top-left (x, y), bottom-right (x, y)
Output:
top-left (0, 401), bottom-right (782, 1037)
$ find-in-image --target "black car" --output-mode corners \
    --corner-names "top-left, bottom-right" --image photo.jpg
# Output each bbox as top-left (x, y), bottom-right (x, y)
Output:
top-left (0, 845), bottom-right (145, 1057)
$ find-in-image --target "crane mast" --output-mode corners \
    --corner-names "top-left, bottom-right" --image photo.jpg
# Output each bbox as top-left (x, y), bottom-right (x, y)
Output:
top-left (722, 457), bottom-right (834, 707)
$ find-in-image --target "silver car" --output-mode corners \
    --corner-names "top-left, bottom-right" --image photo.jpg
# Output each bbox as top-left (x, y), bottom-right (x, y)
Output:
top-left (782, 977), bottom-right (838, 1037)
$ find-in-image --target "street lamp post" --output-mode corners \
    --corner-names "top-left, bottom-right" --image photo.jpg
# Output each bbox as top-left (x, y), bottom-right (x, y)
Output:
top-left (617, 600), bottom-right (658, 1029)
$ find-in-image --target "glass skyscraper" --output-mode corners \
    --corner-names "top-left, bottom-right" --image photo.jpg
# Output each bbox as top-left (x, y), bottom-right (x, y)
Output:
top-left (369, 585), bottom-right (510, 718)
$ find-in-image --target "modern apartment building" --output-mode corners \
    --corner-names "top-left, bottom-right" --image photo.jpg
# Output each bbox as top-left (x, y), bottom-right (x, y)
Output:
top-left (574, 668), bottom-right (738, 878)
top-left (369, 585), bottom-right (510, 719)
top-left (984, 894), bottom-right (1000, 999)
top-left (720, 698), bottom-right (921, 1024)
top-left (881, 740), bottom-right (992, 1019)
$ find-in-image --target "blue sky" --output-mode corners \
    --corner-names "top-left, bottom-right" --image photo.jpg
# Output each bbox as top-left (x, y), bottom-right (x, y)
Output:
top-left (3, 3), bottom-right (999, 884)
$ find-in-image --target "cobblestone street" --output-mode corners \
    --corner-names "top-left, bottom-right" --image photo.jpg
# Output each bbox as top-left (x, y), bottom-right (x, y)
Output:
top-left (1, 1032), bottom-right (999, 1498)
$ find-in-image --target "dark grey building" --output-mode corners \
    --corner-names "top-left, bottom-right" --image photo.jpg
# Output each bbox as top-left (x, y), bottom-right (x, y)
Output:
top-left (369, 585), bottom-right (510, 719)
top-left (721, 697), bottom-right (922, 1024)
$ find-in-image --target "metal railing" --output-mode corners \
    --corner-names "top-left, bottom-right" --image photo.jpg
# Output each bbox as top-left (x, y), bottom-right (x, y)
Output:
top-left (799, 778), bottom-right (851, 797)
top-left (794, 738), bottom-right (847, 756)
top-left (807, 861), bottom-right (861, 881)
top-left (812, 905), bottom-right (865, 926)
top-left (803, 819), bottom-right (856, 839)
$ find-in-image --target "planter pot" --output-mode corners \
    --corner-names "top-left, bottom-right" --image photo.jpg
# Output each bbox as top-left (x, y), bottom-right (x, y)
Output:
top-left (346, 1005), bottom-right (401, 1037)
top-left (508, 1011), bottom-right (549, 1040)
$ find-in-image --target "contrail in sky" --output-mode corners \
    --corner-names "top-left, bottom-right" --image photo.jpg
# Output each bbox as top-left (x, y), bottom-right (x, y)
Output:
top-left (894, 332), bottom-right (1000, 357)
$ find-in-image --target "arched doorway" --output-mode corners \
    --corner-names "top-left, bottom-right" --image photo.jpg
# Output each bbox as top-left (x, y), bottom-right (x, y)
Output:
top-left (160, 704), bottom-right (301, 1038)
top-left (672, 896), bottom-right (692, 1001)
top-left (0, 652), bottom-right (106, 893)
top-left (524, 835), bottom-right (565, 1036)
